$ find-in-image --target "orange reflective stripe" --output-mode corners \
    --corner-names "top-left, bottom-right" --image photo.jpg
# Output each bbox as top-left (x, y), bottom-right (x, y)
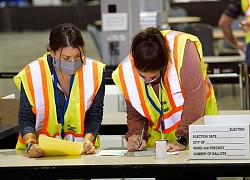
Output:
top-left (155, 105), bottom-right (183, 130)
top-left (32, 107), bottom-right (37, 115)
top-left (155, 116), bottom-right (164, 130)
top-left (173, 36), bottom-right (179, 69)
top-left (204, 78), bottom-right (212, 100)
top-left (132, 65), bottom-right (152, 122)
top-left (206, 84), bottom-right (212, 100)
top-left (129, 53), bottom-right (152, 121)
top-left (119, 65), bottom-right (129, 102)
top-left (78, 68), bottom-right (85, 136)
top-left (38, 60), bottom-right (49, 133)
top-left (162, 121), bottom-right (180, 133)
top-left (65, 131), bottom-right (83, 137)
top-left (18, 133), bottom-right (25, 144)
top-left (164, 79), bottom-right (177, 109)
top-left (166, 106), bottom-right (183, 118)
top-left (92, 61), bottom-right (99, 98)
top-left (25, 66), bottom-right (35, 106)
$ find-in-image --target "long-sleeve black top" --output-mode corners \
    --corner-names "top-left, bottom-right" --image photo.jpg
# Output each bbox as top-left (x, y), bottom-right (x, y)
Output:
top-left (18, 55), bottom-right (105, 139)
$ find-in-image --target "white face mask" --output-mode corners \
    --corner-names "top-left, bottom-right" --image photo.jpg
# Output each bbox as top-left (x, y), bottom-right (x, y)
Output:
top-left (53, 58), bottom-right (83, 75)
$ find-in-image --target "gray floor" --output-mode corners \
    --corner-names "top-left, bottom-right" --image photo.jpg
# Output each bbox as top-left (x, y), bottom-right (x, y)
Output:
top-left (0, 30), bottom-right (241, 110)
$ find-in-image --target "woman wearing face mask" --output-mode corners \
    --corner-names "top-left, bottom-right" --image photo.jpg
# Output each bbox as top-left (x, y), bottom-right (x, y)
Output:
top-left (13, 23), bottom-right (106, 158)
top-left (112, 27), bottom-right (218, 155)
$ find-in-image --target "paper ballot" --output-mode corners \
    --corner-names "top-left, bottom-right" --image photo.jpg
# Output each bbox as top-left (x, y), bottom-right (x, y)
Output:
top-left (39, 134), bottom-right (83, 156)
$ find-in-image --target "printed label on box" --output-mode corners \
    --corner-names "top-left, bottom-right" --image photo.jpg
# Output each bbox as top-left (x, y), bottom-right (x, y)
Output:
top-left (189, 124), bottom-right (249, 159)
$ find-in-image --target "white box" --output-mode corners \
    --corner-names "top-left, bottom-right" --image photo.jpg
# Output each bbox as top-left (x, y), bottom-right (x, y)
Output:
top-left (189, 115), bottom-right (250, 159)
top-left (104, 85), bottom-right (125, 113)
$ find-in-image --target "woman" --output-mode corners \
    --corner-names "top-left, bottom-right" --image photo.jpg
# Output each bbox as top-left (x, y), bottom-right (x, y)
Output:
top-left (112, 27), bottom-right (218, 152)
top-left (14, 23), bottom-right (106, 158)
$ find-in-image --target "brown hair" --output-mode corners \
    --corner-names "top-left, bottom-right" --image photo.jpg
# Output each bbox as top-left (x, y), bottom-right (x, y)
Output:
top-left (48, 23), bottom-right (85, 57)
top-left (131, 27), bottom-right (170, 81)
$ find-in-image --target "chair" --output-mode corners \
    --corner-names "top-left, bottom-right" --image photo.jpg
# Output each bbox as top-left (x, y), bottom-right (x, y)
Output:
top-left (184, 23), bottom-right (215, 56)
top-left (169, 6), bottom-right (188, 31)
top-left (87, 24), bottom-right (102, 58)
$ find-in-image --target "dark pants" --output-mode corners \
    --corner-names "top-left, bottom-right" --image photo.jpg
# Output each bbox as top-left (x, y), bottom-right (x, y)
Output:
top-left (246, 43), bottom-right (250, 66)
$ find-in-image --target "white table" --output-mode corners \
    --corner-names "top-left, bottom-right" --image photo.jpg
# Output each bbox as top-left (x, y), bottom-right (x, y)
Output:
top-left (1, 149), bottom-right (250, 179)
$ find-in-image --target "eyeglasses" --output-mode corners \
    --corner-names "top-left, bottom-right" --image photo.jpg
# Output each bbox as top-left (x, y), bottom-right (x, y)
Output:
top-left (136, 71), bottom-right (161, 84)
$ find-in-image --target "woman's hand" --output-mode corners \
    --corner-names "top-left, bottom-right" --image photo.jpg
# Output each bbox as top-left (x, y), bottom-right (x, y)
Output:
top-left (82, 140), bottom-right (96, 155)
top-left (127, 134), bottom-right (147, 151)
top-left (239, 20), bottom-right (250, 33)
top-left (27, 143), bottom-right (44, 158)
top-left (167, 141), bottom-right (186, 152)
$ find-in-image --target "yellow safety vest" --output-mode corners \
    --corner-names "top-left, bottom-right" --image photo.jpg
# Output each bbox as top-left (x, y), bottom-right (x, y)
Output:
top-left (112, 30), bottom-right (218, 147)
top-left (241, 0), bottom-right (250, 43)
top-left (14, 52), bottom-right (106, 149)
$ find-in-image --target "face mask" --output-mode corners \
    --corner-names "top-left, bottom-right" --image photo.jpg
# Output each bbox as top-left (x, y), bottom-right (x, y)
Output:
top-left (53, 58), bottom-right (83, 75)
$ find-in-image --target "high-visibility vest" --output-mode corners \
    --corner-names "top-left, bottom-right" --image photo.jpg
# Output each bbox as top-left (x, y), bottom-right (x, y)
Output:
top-left (241, 0), bottom-right (250, 43)
top-left (14, 52), bottom-right (106, 149)
top-left (112, 30), bottom-right (218, 147)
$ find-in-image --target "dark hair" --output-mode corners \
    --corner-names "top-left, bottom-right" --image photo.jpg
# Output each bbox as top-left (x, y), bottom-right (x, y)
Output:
top-left (131, 27), bottom-right (170, 80)
top-left (48, 23), bottom-right (85, 56)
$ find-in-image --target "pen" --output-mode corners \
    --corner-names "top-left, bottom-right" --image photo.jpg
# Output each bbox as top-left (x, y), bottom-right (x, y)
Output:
top-left (138, 121), bottom-right (145, 149)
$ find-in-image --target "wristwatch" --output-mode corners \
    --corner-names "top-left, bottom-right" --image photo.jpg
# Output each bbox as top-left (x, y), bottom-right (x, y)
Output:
top-left (176, 136), bottom-right (188, 147)
top-left (25, 141), bottom-right (36, 153)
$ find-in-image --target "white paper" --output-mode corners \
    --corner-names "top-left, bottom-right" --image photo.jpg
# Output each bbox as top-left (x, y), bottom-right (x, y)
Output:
top-left (96, 149), bottom-right (128, 156)
top-left (2, 94), bottom-right (15, 99)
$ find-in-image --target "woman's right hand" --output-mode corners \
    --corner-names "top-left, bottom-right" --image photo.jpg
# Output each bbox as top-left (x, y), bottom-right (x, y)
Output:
top-left (239, 20), bottom-right (250, 33)
top-left (27, 143), bottom-right (44, 158)
top-left (127, 134), bottom-right (147, 151)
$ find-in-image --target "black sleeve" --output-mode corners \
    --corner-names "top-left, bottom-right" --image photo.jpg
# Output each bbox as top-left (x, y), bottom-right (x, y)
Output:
top-left (18, 83), bottom-right (36, 137)
top-left (224, 0), bottom-right (243, 19)
top-left (84, 72), bottom-right (105, 138)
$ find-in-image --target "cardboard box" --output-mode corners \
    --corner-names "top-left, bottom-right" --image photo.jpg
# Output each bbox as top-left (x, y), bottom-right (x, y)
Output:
top-left (0, 94), bottom-right (19, 126)
top-left (189, 115), bottom-right (250, 159)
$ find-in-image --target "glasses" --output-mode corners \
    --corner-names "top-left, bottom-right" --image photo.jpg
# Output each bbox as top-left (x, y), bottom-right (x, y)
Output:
top-left (137, 71), bottom-right (161, 84)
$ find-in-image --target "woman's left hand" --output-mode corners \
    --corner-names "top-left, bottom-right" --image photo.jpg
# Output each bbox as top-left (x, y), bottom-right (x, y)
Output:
top-left (81, 140), bottom-right (96, 155)
top-left (167, 141), bottom-right (186, 152)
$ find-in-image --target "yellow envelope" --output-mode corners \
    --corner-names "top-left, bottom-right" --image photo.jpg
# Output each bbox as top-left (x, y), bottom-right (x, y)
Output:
top-left (39, 134), bottom-right (83, 156)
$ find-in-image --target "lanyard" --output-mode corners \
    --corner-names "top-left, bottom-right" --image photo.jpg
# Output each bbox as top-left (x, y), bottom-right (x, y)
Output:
top-left (145, 83), bottom-right (165, 134)
top-left (144, 83), bottom-right (163, 116)
top-left (53, 68), bottom-right (74, 139)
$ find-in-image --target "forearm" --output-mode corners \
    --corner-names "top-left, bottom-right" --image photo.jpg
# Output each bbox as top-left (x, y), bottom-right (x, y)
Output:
top-left (219, 14), bottom-right (240, 48)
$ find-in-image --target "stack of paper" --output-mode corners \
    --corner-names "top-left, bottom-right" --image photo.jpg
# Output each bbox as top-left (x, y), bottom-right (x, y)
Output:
top-left (39, 134), bottom-right (83, 156)
top-left (96, 149), bottom-right (128, 156)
